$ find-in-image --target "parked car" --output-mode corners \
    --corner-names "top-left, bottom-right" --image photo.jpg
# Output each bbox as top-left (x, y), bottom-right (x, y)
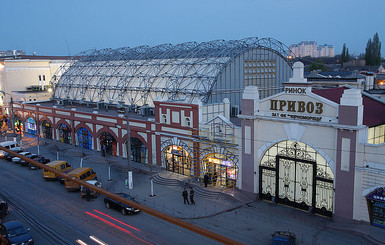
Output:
top-left (3, 149), bottom-right (23, 161)
top-left (104, 193), bottom-right (140, 215)
top-left (11, 152), bottom-right (31, 164)
top-left (0, 220), bottom-right (34, 245)
top-left (0, 201), bottom-right (8, 218)
top-left (270, 231), bottom-right (296, 245)
top-left (81, 180), bottom-right (102, 198)
top-left (29, 157), bottom-right (50, 170)
top-left (20, 154), bottom-right (39, 167)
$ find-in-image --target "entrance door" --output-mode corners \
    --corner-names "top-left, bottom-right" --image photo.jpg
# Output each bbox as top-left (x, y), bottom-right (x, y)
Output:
top-left (277, 156), bottom-right (315, 211)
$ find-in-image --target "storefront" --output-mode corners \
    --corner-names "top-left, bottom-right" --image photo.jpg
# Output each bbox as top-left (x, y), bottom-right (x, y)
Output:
top-left (58, 123), bottom-right (71, 144)
top-left (99, 132), bottom-right (117, 156)
top-left (202, 154), bottom-right (237, 187)
top-left (366, 187), bottom-right (385, 229)
top-left (26, 118), bottom-right (37, 135)
top-left (41, 120), bottom-right (52, 139)
top-left (14, 117), bottom-right (23, 137)
top-left (164, 145), bottom-right (191, 176)
top-left (130, 137), bottom-right (147, 164)
top-left (77, 127), bottom-right (92, 150)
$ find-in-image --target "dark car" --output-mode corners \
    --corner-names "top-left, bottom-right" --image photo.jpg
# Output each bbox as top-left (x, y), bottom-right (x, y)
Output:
top-left (0, 220), bottom-right (34, 245)
top-left (104, 193), bottom-right (140, 215)
top-left (270, 231), bottom-right (296, 245)
top-left (3, 149), bottom-right (23, 161)
top-left (20, 154), bottom-right (39, 167)
top-left (29, 157), bottom-right (50, 170)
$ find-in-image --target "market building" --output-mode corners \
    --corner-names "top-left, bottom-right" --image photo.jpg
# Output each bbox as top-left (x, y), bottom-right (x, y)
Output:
top-left (11, 37), bottom-right (293, 188)
top-left (239, 62), bottom-right (385, 224)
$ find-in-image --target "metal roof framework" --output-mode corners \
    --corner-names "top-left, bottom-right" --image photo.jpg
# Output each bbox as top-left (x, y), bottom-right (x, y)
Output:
top-left (53, 37), bottom-right (291, 107)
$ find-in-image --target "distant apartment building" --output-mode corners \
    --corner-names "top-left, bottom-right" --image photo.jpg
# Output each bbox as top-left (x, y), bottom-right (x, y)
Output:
top-left (0, 50), bottom-right (26, 57)
top-left (290, 41), bottom-right (334, 58)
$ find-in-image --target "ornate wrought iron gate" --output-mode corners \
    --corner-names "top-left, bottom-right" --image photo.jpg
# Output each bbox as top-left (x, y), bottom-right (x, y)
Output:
top-left (260, 141), bottom-right (333, 217)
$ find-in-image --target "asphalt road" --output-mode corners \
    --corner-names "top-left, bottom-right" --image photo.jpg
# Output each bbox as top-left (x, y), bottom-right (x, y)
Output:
top-left (0, 158), bottom-right (221, 245)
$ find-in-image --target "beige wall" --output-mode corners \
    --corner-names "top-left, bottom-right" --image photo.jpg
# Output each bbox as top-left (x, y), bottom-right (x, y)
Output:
top-left (0, 59), bottom-right (66, 104)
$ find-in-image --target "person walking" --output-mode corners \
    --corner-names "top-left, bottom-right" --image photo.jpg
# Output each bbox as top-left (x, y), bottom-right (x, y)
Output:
top-left (203, 173), bottom-right (209, 187)
top-left (182, 187), bottom-right (190, 205)
top-left (189, 186), bottom-right (195, 205)
top-left (102, 144), bottom-right (106, 157)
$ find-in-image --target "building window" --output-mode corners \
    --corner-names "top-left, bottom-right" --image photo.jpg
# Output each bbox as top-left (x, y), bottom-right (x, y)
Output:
top-left (43, 75), bottom-right (45, 81)
top-left (162, 115), bottom-right (167, 123)
top-left (39, 75), bottom-right (42, 81)
top-left (368, 124), bottom-right (385, 144)
top-left (185, 118), bottom-right (191, 127)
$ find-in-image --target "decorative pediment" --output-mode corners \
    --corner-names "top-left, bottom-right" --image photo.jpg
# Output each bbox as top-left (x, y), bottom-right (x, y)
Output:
top-left (258, 90), bottom-right (339, 123)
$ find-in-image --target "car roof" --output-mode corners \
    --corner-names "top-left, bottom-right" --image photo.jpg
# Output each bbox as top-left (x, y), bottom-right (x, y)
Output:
top-left (1, 220), bottom-right (23, 229)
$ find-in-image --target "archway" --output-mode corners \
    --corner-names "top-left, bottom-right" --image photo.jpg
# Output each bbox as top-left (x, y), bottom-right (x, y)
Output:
top-left (99, 132), bottom-right (117, 156)
top-left (202, 153), bottom-right (237, 187)
top-left (41, 120), bottom-right (53, 139)
top-left (58, 123), bottom-right (71, 144)
top-left (163, 145), bottom-right (192, 176)
top-left (259, 140), bottom-right (334, 217)
top-left (26, 117), bottom-right (37, 135)
top-left (76, 127), bottom-right (92, 150)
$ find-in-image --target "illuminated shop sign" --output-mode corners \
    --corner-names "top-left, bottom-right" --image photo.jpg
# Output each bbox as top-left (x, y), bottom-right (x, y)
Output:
top-left (221, 160), bottom-right (233, 167)
top-left (366, 187), bottom-right (385, 229)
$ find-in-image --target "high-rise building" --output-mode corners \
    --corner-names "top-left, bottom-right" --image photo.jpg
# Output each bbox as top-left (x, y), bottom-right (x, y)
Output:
top-left (290, 41), bottom-right (334, 58)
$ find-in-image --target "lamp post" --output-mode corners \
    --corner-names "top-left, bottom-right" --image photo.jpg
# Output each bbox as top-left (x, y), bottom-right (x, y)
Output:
top-left (126, 106), bottom-right (132, 189)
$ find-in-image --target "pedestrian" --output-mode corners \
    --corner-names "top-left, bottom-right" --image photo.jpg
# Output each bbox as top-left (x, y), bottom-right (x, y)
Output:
top-left (204, 173), bottom-right (209, 187)
top-left (102, 144), bottom-right (106, 157)
top-left (182, 187), bottom-right (190, 204)
top-left (189, 186), bottom-right (195, 205)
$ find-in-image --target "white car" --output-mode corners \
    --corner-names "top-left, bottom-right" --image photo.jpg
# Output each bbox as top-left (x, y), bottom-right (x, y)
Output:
top-left (81, 180), bottom-right (102, 198)
top-left (12, 152), bottom-right (31, 163)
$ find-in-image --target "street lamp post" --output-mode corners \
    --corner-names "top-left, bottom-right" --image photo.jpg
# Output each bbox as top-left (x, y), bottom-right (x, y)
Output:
top-left (126, 106), bottom-right (132, 189)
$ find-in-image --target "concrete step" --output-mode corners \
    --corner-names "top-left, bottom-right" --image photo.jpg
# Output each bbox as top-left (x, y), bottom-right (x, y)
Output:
top-left (152, 173), bottom-right (181, 186)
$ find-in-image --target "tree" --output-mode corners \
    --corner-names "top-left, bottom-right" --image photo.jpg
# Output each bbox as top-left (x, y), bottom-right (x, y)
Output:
top-left (341, 43), bottom-right (350, 64)
top-left (365, 33), bottom-right (382, 65)
top-left (308, 60), bottom-right (327, 72)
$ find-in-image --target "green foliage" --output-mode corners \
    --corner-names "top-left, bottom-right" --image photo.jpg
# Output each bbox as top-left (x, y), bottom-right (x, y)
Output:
top-left (308, 60), bottom-right (327, 72)
top-left (341, 43), bottom-right (350, 64)
top-left (365, 33), bottom-right (382, 65)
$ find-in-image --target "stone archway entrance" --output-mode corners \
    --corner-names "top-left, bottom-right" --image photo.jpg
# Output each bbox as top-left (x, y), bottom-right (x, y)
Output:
top-left (260, 140), bottom-right (334, 217)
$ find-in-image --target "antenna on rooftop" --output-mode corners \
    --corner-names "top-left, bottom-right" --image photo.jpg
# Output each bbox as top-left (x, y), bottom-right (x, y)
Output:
top-left (66, 40), bottom-right (71, 56)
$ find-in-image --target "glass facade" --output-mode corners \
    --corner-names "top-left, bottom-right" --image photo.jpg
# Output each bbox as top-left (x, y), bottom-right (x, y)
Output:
top-left (202, 153), bottom-right (237, 187)
top-left (164, 145), bottom-right (191, 176)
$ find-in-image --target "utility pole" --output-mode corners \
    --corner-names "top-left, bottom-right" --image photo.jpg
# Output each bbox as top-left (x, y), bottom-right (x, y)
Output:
top-left (126, 106), bottom-right (132, 189)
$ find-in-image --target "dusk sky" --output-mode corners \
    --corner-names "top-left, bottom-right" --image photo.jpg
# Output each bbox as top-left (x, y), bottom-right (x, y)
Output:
top-left (1, 0), bottom-right (384, 57)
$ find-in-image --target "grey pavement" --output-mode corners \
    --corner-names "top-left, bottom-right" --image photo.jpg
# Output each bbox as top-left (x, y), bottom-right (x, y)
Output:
top-left (8, 133), bottom-right (385, 245)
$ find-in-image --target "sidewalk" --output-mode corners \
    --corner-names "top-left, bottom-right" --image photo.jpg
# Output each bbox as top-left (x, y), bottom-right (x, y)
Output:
top-left (11, 133), bottom-right (385, 244)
